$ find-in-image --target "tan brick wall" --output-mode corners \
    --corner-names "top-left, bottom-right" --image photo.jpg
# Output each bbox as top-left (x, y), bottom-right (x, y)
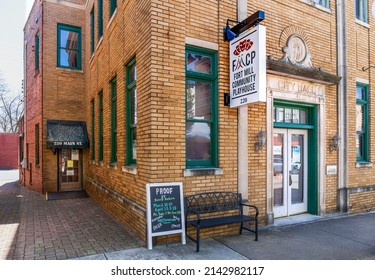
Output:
top-left (85, 0), bottom-right (153, 240)
top-left (349, 190), bottom-right (375, 214)
top-left (22, 0), bottom-right (375, 245)
top-left (83, 0), bottom-right (342, 243)
top-left (42, 0), bottom-right (86, 193)
top-left (346, 1), bottom-right (375, 210)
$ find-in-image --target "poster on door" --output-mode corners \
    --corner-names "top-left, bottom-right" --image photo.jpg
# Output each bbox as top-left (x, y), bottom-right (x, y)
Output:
top-left (71, 149), bottom-right (79, 160)
top-left (292, 145), bottom-right (300, 162)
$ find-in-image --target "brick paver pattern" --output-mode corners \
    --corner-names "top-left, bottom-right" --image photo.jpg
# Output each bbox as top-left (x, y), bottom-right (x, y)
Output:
top-left (0, 181), bottom-right (143, 260)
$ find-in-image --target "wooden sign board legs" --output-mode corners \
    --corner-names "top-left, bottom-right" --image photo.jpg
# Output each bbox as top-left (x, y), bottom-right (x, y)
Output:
top-left (146, 182), bottom-right (186, 250)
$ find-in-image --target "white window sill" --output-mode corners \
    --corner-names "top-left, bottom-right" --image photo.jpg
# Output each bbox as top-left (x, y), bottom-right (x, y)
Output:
top-left (183, 168), bottom-right (223, 177)
top-left (356, 161), bottom-right (373, 168)
top-left (355, 19), bottom-right (370, 28)
top-left (122, 165), bottom-right (137, 175)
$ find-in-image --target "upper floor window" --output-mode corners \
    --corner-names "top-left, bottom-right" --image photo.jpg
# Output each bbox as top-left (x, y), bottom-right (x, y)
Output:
top-left (301, 0), bottom-right (330, 9)
top-left (35, 33), bottom-right (40, 72)
top-left (126, 58), bottom-right (137, 165)
top-left (355, 0), bottom-right (368, 23)
top-left (110, 77), bottom-right (117, 164)
top-left (90, 8), bottom-right (95, 55)
top-left (356, 83), bottom-right (369, 162)
top-left (57, 24), bottom-right (82, 70)
top-left (98, 0), bottom-right (103, 39)
top-left (314, 0), bottom-right (329, 8)
top-left (110, 0), bottom-right (117, 18)
top-left (99, 92), bottom-right (104, 161)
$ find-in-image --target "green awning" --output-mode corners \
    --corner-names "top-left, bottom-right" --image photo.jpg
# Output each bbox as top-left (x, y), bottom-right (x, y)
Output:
top-left (46, 120), bottom-right (89, 149)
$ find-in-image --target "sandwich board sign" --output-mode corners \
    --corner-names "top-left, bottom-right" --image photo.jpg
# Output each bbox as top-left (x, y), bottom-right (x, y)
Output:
top-left (146, 182), bottom-right (186, 250)
top-left (229, 24), bottom-right (266, 108)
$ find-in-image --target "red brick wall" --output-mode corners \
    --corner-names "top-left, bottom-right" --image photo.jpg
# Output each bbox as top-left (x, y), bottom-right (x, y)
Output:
top-left (0, 133), bottom-right (19, 169)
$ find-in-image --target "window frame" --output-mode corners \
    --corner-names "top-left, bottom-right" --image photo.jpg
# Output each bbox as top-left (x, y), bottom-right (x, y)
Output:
top-left (91, 99), bottom-right (95, 160)
top-left (356, 83), bottom-right (369, 162)
top-left (110, 77), bottom-right (117, 164)
top-left (90, 7), bottom-right (95, 55)
top-left (99, 92), bottom-right (104, 162)
top-left (35, 33), bottom-right (40, 72)
top-left (98, 0), bottom-right (103, 40)
top-left (57, 23), bottom-right (82, 70)
top-left (317, 0), bottom-right (329, 8)
top-left (355, 0), bottom-right (368, 23)
top-left (110, 0), bottom-right (117, 18)
top-left (35, 123), bottom-right (40, 166)
top-left (126, 57), bottom-right (137, 165)
top-left (185, 45), bottom-right (218, 168)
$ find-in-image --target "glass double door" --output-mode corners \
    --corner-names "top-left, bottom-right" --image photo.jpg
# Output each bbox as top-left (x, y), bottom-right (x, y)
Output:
top-left (273, 129), bottom-right (308, 217)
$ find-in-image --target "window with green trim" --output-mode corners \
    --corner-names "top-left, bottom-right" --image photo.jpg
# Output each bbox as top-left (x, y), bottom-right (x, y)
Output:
top-left (98, 0), bottom-right (103, 39)
top-left (91, 99), bottom-right (95, 160)
top-left (110, 0), bottom-right (117, 18)
top-left (110, 77), bottom-right (117, 163)
top-left (57, 24), bottom-right (81, 69)
top-left (185, 46), bottom-right (218, 168)
top-left (356, 83), bottom-right (369, 162)
top-left (355, 0), bottom-right (368, 23)
top-left (90, 8), bottom-right (95, 55)
top-left (99, 92), bottom-right (104, 161)
top-left (126, 58), bottom-right (137, 165)
top-left (35, 33), bottom-right (40, 72)
top-left (273, 106), bottom-right (308, 125)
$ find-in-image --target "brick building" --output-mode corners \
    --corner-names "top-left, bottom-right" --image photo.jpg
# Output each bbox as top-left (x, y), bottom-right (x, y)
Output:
top-left (22, 0), bottom-right (88, 193)
top-left (22, 0), bottom-right (375, 245)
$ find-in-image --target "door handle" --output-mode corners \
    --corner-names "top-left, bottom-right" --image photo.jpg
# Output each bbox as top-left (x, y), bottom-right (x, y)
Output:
top-left (289, 174), bottom-right (292, 186)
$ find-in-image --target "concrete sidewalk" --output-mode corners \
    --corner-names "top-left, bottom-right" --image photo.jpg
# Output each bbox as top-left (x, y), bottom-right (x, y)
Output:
top-left (75, 212), bottom-right (375, 260)
top-left (1, 169), bottom-right (375, 260)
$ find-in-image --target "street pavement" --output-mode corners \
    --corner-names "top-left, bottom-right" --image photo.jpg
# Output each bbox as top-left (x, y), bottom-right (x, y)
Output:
top-left (1, 169), bottom-right (375, 260)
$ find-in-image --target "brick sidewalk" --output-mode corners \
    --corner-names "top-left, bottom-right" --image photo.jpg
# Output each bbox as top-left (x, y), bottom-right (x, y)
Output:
top-left (0, 179), bottom-right (143, 260)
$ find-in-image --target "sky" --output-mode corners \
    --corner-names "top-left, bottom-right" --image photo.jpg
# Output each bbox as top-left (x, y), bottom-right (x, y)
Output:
top-left (0, 0), bottom-right (34, 95)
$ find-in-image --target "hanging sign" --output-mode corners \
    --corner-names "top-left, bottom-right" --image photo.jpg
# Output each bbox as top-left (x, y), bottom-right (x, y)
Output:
top-left (146, 182), bottom-right (186, 250)
top-left (229, 24), bottom-right (266, 108)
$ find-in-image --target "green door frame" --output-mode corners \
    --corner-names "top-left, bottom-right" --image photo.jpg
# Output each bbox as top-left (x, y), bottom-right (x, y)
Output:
top-left (273, 100), bottom-right (319, 215)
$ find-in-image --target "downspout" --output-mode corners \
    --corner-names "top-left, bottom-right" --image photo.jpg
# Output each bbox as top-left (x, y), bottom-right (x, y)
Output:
top-left (23, 37), bottom-right (27, 188)
top-left (237, 0), bottom-right (249, 204)
top-left (41, 1), bottom-right (45, 193)
top-left (336, 0), bottom-right (348, 212)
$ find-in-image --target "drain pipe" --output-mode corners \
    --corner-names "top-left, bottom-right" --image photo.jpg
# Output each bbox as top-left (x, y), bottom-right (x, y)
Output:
top-left (336, 0), bottom-right (348, 212)
top-left (237, 0), bottom-right (249, 204)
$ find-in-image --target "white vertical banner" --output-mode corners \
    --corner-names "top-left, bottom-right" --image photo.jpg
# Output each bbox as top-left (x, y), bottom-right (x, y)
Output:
top-left (229, 25), bottom-right (266, 108)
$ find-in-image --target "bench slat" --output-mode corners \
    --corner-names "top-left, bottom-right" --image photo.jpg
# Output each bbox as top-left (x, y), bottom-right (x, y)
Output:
top-left (187, 215), bottom-right (256, 228)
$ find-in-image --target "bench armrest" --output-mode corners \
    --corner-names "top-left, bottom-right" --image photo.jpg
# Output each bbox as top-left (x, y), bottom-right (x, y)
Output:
top-left (240, 203), bottom-right (259, 217)
top-left (186, 210), bottom-right (201, 223)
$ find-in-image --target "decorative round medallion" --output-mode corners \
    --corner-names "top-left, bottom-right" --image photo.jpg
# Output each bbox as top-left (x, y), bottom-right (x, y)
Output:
top-left (286, 35), bottom-right (307, 63)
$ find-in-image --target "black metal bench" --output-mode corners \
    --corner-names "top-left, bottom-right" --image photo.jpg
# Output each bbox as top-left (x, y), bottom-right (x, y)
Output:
top-left (184, 192), bottom-right (258, 252)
